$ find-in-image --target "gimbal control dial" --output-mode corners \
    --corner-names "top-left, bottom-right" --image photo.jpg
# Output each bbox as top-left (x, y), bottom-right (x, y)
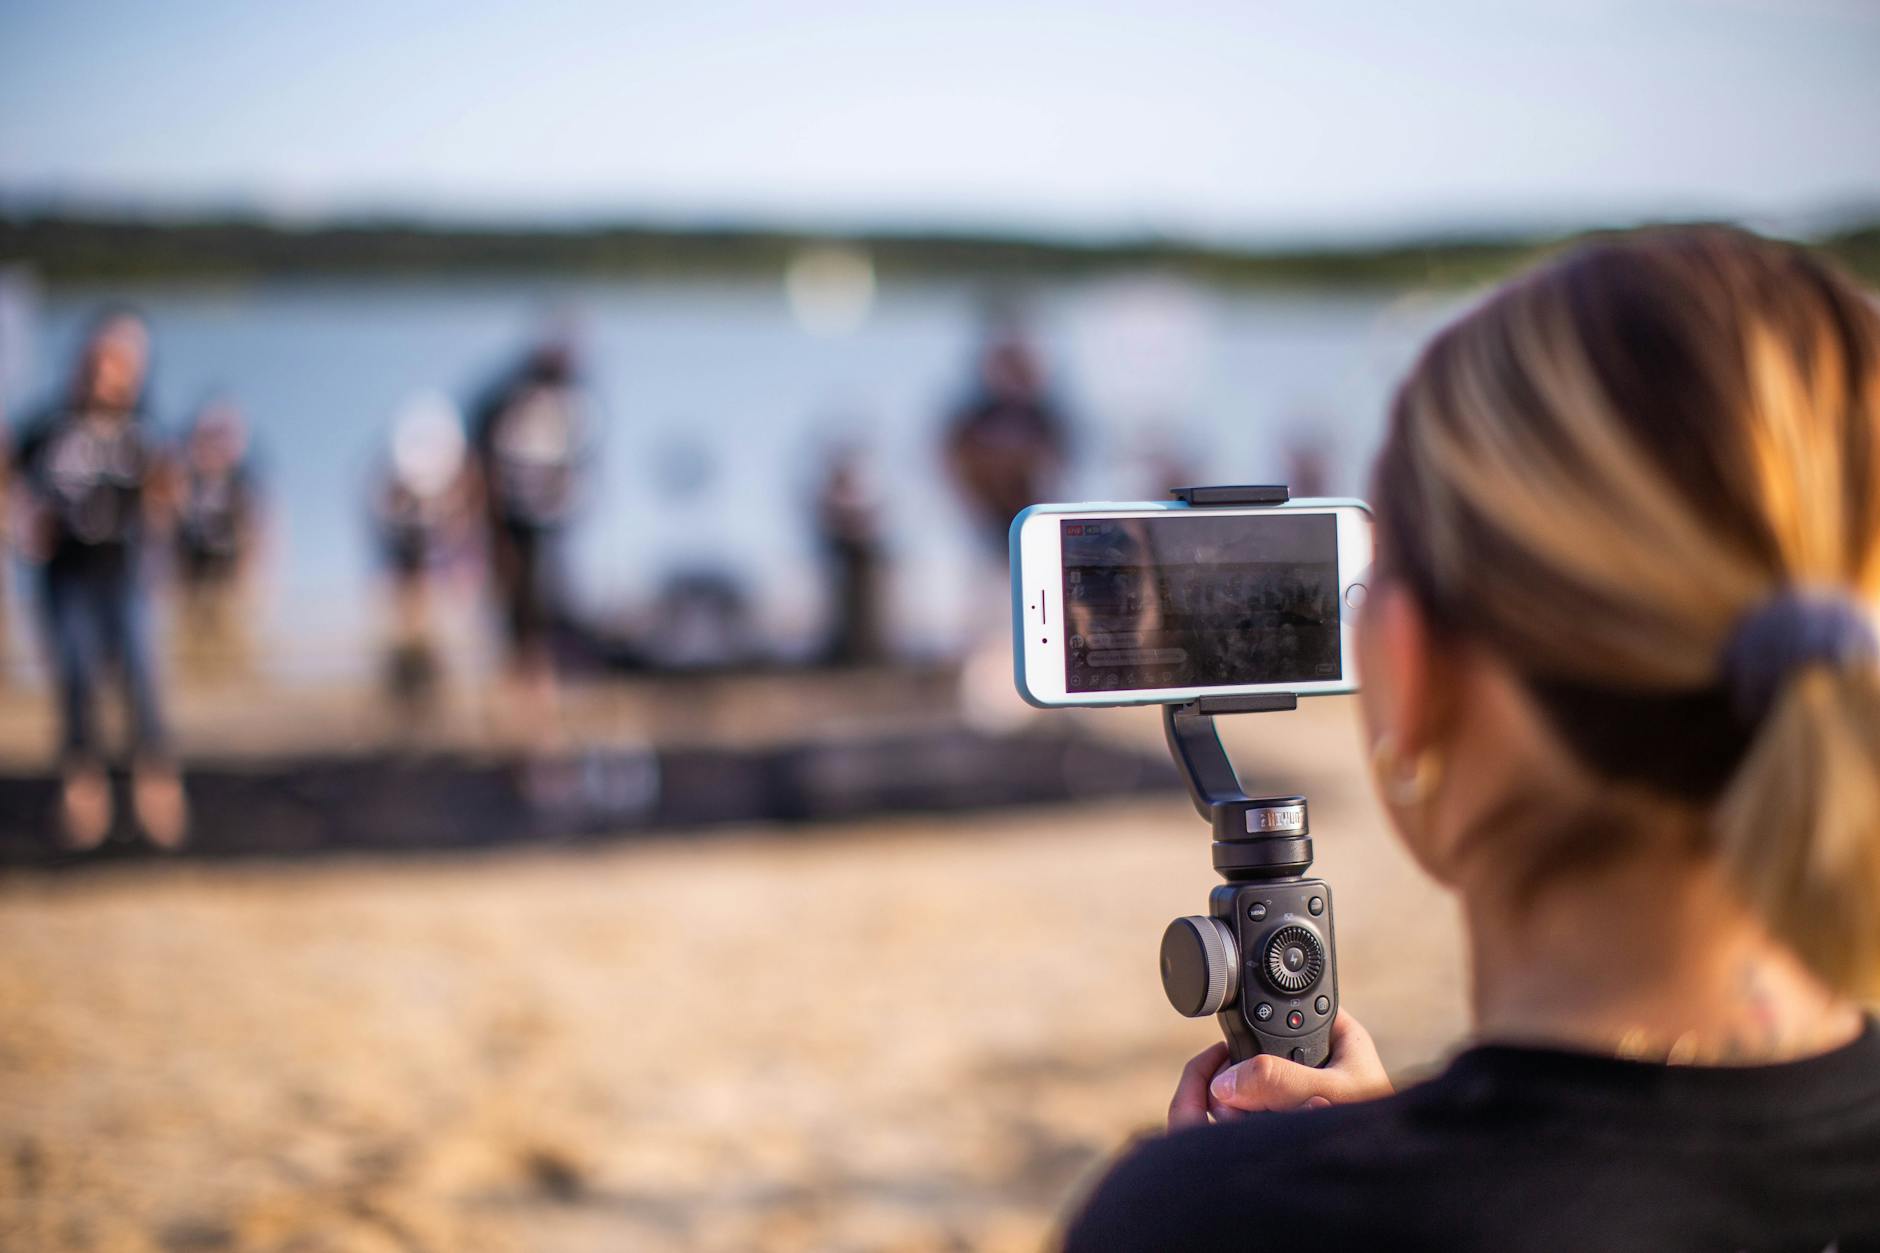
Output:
top-left (1160, 916), bottom-right (1239, 1017)
top-left (1262, 924), bottom-right (1326, 994)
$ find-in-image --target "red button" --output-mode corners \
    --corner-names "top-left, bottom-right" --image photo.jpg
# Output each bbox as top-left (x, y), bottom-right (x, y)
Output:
top-left (1287, 1010), bottom-right (1304, 1029)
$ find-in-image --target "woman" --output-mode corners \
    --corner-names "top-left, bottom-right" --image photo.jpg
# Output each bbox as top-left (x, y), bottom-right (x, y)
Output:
top-left (1066, 228), bottom-right (1880, 1250)
top-left (15, 309), bottom-right (186, 849)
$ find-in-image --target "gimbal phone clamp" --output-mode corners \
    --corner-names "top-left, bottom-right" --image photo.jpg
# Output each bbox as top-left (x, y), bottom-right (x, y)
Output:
top-left (1156, 484), bottom-right (1339, 1066)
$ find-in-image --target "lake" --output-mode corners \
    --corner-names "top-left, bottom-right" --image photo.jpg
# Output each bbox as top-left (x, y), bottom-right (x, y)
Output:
top-left (10, 271), bottom-right (1461, 679)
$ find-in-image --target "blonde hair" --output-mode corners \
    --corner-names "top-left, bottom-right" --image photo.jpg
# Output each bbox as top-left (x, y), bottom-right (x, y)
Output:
top-left (1373, 226), bottom-right (1880, 995)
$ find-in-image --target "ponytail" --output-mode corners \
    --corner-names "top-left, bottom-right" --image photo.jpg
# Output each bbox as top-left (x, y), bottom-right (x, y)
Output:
top-left (1716, 664), bottom-right (1880, 996)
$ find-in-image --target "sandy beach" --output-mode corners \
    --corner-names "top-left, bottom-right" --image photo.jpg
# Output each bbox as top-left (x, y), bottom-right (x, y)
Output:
top-left (0, 695), bottom-right (1468, 1252)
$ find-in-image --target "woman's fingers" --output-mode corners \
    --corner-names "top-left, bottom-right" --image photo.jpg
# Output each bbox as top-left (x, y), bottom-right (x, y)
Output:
top-left (1323, 1009), bottom-right (1393, 1100)
top-left (1329, 1008), bottom-right (1378, 1061)
top-left (1170, 1012), bottom-right (1394, 1129)
top-left (1209, 1051), bottom-right (1343, 1112)
top-left (1210, 1010), bottom-right (1395, 1113)
top-left (1167, 1042), bottom-right (1230, 1131)
top-left (1207, 1095), bottom-right (1250, 1122)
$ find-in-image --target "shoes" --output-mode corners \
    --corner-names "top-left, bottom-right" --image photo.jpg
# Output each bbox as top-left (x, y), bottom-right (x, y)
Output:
top-left (58, 765), bottom-right (112, 851)
top-left (56, 762), bottom-right (191, 852)
top-left (132, 764), bottom-right (190, 851)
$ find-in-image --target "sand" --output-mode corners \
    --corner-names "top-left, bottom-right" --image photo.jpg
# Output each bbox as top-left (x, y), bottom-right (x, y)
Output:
top-left (0, 696), bottom-right (1469, 1252)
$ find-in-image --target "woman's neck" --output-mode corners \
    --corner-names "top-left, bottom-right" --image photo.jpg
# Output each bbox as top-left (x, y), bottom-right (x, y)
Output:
top-left (1463, 849), bottom-right (1862, 1063)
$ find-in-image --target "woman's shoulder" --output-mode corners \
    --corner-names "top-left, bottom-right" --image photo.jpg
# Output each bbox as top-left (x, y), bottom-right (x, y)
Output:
top-left (1063, 1028), bottom-right (1880, 1253)
top-left (1062, 1085), bottom-right (1453, 1252)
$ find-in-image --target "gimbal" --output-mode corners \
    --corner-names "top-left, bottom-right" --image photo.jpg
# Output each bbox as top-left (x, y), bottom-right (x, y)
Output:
top-left (1155, 485), bottom-right (1339, 1067)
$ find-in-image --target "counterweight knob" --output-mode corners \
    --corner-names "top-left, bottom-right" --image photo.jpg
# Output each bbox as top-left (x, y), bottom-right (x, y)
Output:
top-left (1160, 916), bottom-right (1239, 1016)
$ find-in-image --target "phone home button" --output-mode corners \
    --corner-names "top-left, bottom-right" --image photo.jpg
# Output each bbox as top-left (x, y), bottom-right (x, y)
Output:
top-left (1344, 582), bottom-right (1368, 609)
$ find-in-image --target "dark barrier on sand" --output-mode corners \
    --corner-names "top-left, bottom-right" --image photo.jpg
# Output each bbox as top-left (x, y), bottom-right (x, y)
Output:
top-left (0, 726), bottom-right (1178, 867)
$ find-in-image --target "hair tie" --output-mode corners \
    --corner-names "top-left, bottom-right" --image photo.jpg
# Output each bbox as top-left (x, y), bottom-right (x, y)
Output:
top-left (1720, 590), bottom-right (1879, 727)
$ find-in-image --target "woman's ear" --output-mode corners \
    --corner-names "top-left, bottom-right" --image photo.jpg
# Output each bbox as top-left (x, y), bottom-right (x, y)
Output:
top-left (1358, 582), bottom-right (1452, 757)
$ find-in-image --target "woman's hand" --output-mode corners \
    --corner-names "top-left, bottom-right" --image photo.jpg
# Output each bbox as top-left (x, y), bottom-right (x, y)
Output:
top-left (1167, 1011), bottom-right (1394, 1131)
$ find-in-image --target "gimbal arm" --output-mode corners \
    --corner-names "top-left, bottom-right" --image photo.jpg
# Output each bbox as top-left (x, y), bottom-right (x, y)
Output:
top-left (1163, 697), bottom-right (1313, 878)
top-left (1163, 694), bottom-right (1300, 819)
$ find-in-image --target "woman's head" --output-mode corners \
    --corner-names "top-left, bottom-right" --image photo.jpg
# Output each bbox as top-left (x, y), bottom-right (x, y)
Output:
top-left (1364, 225), bottom-right (1880, 995)
top-left (71, 307), bottom-right (150, 415)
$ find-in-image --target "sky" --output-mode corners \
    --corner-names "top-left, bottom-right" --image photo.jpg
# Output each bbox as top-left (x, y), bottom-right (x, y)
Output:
top-left (1, 0), bottom-right (1877, 242)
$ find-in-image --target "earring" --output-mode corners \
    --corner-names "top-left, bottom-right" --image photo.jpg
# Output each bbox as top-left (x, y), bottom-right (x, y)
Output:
top-left (1371, 733), bottom-right (1445, 809)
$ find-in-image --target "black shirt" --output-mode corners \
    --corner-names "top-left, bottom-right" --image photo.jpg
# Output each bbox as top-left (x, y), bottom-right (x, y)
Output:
top-left (16, 406), bottom-right (157, 578)
top-left (1065, 1020), bottom-right (1880, 1252)
top-left (469, 375), bottom-right (585, 532)
top-left (177, 463), bottom-right (253, 577)
top-left (945, 391), bottom-right (1067, 532)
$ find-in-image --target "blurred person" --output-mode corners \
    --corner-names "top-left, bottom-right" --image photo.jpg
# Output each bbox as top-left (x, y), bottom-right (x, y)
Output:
top-left (373, 392), bottom-right (473, 718)
top-left (1068, 229), bottom-right (1880, 1249)
top-left (640, 432), bottom-right (759, 670)
top-left (944, 331), bottom-right (1070, 554)
top-left (172, 397), bottom-right (262, 680)
top-left (13, 309), bottom-right (185, 849)
top-left (0, 415), bottom-right (14, 687)
top-left (645, 567), bottom-right (754, 669)
top-left (948, 331), bottom-right (1072, 727)
top-left (466, 338), bottom-right (589, 752)
top-left (0, 266), bottom-right (38, 687)
top-left (814, 441), bottom-right (886, 665)
top-left (1061, 519), bottom-right (1166, 696)
top-left (1282, 429), bottom-right (1331, 497)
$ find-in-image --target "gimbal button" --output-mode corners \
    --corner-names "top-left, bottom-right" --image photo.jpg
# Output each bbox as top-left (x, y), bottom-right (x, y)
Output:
top-left (1315, 995), bottom-right (1331, 1015)
top-left (1254, 1002), bottom-right (1274, 1022)
top-left (1308, 895), bottom-right (1324, 916)
top-left (1286, 1010), bottom-right (1305, 1029)
top-left (1248, 902), bottom-right (1268, 921)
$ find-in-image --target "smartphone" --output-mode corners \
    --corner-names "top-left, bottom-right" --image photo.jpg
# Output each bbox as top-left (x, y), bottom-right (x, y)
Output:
top-left (1010, 498), bottom-right (1374, 707)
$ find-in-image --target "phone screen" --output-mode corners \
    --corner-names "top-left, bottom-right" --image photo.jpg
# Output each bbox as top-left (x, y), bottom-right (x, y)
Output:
top-left (1060, 512), bottom-right (1342, 693)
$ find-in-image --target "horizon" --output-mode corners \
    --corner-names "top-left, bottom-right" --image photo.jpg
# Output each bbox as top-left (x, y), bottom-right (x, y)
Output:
top-left (5, 197), bottom-right (1877, 257)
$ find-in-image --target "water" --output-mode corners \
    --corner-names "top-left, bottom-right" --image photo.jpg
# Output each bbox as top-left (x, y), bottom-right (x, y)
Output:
top-left (13, 272), bottom-right (1459, 678)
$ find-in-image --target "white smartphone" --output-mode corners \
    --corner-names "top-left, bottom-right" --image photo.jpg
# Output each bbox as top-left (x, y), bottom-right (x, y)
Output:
top-left (1010, 498), bottom-right (1374, 707)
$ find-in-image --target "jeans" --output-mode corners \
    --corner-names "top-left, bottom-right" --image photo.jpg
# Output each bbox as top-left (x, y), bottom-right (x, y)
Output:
top-left (39, 562), bottom-right (169, 767)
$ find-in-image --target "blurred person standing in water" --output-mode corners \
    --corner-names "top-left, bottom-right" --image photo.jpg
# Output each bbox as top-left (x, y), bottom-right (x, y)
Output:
top-left (13, 309), bottom-right (185, 849)
top-left (373, 392), bottom-right (474, 720)
top-left (814, 441), bottom-right (887, 666)
top-left (173, 397), bottom-right (262, 681)
top-left (1283, 428), bottom-right (1332, 498)
top-left (945, 331), bottom-right (1070, 554)
top-left (0, 414), bottom-right (15, 686)
top-left (0, 266), bottom-right (40, 686)
top-left (947, 329), bottom-right (1073, 723)
top-left (466, 338), bottom-right (589, 753)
